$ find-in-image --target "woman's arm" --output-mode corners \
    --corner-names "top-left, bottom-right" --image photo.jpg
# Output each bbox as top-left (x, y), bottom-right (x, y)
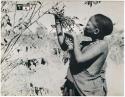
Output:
top-left (55, 15), bottom-right (68, 51)
top-left (73, 34), bottom-right (107, 64)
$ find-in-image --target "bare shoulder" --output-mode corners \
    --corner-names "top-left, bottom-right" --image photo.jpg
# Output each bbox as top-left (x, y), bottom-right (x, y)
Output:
top-left (96, 40), bottom-right (108, 53)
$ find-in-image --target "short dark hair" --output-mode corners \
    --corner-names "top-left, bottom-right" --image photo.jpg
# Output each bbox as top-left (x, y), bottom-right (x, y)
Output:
top-left (94, 14), bottom-right (113, 38)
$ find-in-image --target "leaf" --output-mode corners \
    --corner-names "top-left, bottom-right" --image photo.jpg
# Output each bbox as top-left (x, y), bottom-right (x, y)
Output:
top-left (51, 25), bottom-right (56, 28)
top-left (4, 38), bottom-right (7, 43)
top-left (1, 23), bottom-right (4, 28)
top-left (1, 43), bottom-right (4, 46)
top-left (37, 1), bottom-right (42, 5)
top-left (84, 1), bottom-right (101, 7)
top-left (55, 2), bottom-right (59, 6)
top-left (72, 16), bottom-right (79, 19)
top-left (7, 22), bottom-right (12, 26)
top-left (78, 24), bottom-right (84, 26)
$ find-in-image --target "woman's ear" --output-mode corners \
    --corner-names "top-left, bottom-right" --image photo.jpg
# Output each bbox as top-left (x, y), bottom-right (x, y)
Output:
top-left (94, 28), bottom-right (100, 35)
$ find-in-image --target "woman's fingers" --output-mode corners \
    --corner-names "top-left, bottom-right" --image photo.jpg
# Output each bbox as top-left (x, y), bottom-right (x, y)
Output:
top-left (65, 39), bottom-right (73, 45)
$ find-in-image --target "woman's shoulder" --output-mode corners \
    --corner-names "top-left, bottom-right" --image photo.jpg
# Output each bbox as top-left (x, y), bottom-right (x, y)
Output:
top-left (98, 40), bottom-right (108, 48)
top-left (96, 40), bottom-right (108, 53)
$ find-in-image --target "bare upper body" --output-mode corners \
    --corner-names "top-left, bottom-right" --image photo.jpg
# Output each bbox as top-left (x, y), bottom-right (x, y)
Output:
top-left (55, 15), bottom-right (109, 76)
top-left (54, 14), bottom-right (113, 95)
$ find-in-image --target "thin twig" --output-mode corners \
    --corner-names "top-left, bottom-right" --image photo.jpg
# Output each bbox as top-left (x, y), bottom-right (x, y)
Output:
top-left (12, 1), bottom-right (17, 30)
top-left (29, 2), bottom-right (37, 21)
top-left (1, 32), bottom-right (22, 63)
top-left (1, 3), bottom-right (58, 63)
top-left (31, 2), bottom-right (45, 19)
top-left (3, 34), bottom-right (19, 54)
top-left (2, 60), bottom-right (20, 81)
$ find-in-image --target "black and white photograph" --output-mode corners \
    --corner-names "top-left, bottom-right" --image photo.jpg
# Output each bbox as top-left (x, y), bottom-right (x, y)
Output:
top-left (0, 0), bottom-right (124, 96)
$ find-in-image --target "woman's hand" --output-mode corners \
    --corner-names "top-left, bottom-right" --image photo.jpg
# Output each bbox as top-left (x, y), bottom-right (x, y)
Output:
top-left (65, 36), bottom-right (74, 50)
top-left (64, 31), bottom-right (77, 43)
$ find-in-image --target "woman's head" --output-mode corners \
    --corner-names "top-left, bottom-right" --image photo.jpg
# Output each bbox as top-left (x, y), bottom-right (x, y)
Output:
top-left (84, 14), bottom-right (113, 40)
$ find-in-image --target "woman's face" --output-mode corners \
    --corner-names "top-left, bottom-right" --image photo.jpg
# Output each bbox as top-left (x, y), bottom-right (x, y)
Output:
top-left (84, 16), bottom-right (98, 37)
